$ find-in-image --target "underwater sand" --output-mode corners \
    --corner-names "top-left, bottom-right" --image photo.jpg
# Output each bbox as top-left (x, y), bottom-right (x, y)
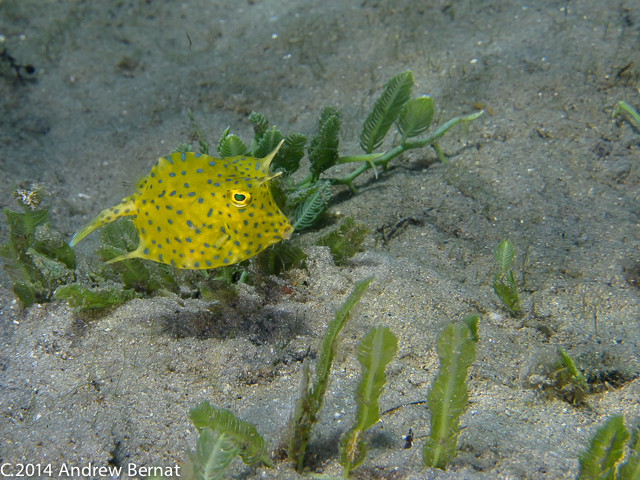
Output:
top-left (1, 0), bottom-right (639, 478)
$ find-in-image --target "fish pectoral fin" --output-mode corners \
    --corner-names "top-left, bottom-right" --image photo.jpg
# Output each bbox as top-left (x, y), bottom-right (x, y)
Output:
top-left (69, 199), bottom-right (136, 247)
top-left (213, 231), bottom-right (231, 250)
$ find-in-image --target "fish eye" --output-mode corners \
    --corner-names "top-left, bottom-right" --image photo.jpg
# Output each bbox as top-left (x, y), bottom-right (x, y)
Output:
top-left (228, 190), bottom-right (251, 208)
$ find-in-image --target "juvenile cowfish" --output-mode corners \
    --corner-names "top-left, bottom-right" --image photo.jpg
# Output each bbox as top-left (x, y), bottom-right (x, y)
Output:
top-left (70, 141), bottom-right (293, 269)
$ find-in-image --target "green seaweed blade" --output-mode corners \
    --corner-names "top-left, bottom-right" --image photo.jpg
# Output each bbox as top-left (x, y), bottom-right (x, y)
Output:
top-left (353, 327), bottom-right (397, 428)
top-left (315, 216), bottom-right (368, 265)
top-left (309, 106), bottom-right (341, 180)
top-left (188, 401), bottom-right (271, 468)
top-left (423, 318), bottom-right (478, 470)
top-left (398, 95), bottom-right (434, 142)
top-left (209, 406), bottom-right (271, 466)
top-left (1, 205), bottom-right (76, 307)
top-left (33, 224), bottom-right (76, 270)
top-left (254, 126), bottom-right (284, 159)
top-left (492, 240), bottom-right (520, 316)
top-left (619, 425), bottom-right (640, 480)
top-left (189, 428), bottom-right (240, 480)
top-left (494, 239), bottom-right (515, 274)
top-left (255, 242), bottom-right (306, 276)
top-left (2, 207), bottom-right (50, 270)
top-left (249, 111), bottom-right (270, 150)
top-left (557, 346), bottom-right (587, 387)
top-left (493, 269), bottom-right (520, 315)
top-left (292, 182), bottom-right (331, 231)
top-left (315, 277), bottom-right (374, 395)
top-left (3, 206), bottom-right (49, 239)
top-left (289, 277), bottom-right (374, 472)
top-left (578, 415), bottom-right (629, 480)
top-left (54, 284), bottom-right (138, 312)
top-left (189, 401), bottom-right (216, 429)
top-left (217, 130), bottom-right (248, 158)
top-left (493, 238), bottom-right (516, 275)
top-left (188, 108), bottom-right (209, 155)
top-left (360, 70), bottom-right (413, 153)
top-left (272, 133), bottom-right (307, 176)
top-left (339, 326), bottom-right (398, 476)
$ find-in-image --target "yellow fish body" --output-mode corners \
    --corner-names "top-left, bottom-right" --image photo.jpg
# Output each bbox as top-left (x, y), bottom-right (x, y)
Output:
top-left (70, 141), bottom-right (292, 269)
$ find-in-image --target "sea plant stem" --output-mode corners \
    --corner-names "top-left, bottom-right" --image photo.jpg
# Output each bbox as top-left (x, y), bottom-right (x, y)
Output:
top-left (612, 100), bottom-right (640, 130)
top-left (296, 110), bottom-right (483, 191)
top-left (337, 153), bottom-right (385, 164)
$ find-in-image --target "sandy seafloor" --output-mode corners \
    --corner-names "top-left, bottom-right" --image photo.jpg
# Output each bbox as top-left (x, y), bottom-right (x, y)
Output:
top-left (2, 0), bottom-right (640, 478)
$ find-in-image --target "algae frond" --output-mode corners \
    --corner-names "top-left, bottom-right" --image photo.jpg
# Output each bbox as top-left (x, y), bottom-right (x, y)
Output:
top-left (289, 277), bottom-right (374, 472)
top-left (0, 187), bottom-right (76, 307)
top-left (423, 314), bottom-right (479, 470)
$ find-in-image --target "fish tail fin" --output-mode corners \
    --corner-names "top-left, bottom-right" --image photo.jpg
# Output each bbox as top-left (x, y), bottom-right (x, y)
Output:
top-left (104, 247), bottom-right (144, 265)
top-left (69, 199), bottom-right (136, 247)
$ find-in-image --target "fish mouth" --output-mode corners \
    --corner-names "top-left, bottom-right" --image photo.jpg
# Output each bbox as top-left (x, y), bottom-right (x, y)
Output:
top-left (282, 225), bottom-right (293, 240)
